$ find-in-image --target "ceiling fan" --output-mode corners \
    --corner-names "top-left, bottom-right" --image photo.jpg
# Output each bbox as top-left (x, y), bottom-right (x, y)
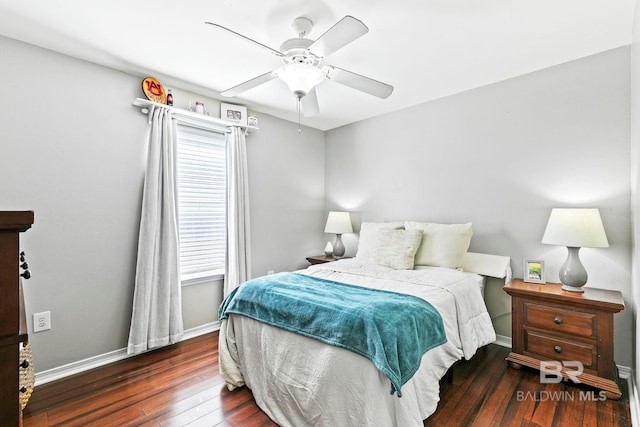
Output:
top-left (205, 15), bottom-right (394, 117)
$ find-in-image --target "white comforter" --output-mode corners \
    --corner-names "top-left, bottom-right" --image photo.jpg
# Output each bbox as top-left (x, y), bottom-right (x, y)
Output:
top-left (219, 259), bottom-right (496, 426)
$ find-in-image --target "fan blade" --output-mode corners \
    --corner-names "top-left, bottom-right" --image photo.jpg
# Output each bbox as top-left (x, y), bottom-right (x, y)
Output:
top-left (307, 15), bottom-right (368, 58)
top-left (205, 22), bottom-right (282, 57)
top-left (221, 71), bottom-right (278, 97)
top-left (323, 66), bottom-right (393, 99)
top-left (301, 88), bottom-right (320, 117)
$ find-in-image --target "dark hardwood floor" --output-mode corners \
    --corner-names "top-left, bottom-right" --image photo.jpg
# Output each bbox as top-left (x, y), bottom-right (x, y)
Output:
top-left (23, 331), bottom-right (631, 426)
top-left (426, 344), bottom-right (631, 427)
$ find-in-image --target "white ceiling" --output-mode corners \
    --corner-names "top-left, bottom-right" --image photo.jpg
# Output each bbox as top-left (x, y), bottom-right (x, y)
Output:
top-left (0, 0), bottom-right (636, 130)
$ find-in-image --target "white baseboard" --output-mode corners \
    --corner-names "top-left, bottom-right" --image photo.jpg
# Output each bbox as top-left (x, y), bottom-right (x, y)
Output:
top-left (34, 321), bottom-right (221, 386)
top-left (619, 365), bottom-right (632, 380)
top-left (182, 321), bottom-right (221, 341)
top-left (494, 334), bottom-right (512, 348)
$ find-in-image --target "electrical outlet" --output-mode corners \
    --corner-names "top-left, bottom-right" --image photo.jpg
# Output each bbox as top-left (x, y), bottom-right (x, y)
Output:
top-left (33, 311), bottom-right (51, 333)
top-left (267, 270), bottom-right (275, 275)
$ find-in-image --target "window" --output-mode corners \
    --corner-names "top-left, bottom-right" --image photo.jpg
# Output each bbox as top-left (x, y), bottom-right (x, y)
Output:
top-left (176, 123), bottom-right (226, 284)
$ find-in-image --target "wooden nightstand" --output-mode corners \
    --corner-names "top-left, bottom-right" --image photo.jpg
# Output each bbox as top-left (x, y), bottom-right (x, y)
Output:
top-left (305, 255), bottom-right (347, 265)
top-left (504, 278), bottom-right (624, 399)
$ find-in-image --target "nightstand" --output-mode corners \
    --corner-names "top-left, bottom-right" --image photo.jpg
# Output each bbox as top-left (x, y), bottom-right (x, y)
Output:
top-left (306, 255), bottom-right (343, 265)
top-left (504, 279), bottom-right (624, 399)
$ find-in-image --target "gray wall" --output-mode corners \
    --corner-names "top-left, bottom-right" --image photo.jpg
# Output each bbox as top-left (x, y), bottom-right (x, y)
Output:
top-left (1, 32), bottom-right (634, 374)
top-left (0, 35), bottom-right (325, 372)
top-left (246, 113), bottom-right (326, 276)
top-left (325, 47), bottom-right (633, 367)
top-left (631, 7), bottom-right (640, 392)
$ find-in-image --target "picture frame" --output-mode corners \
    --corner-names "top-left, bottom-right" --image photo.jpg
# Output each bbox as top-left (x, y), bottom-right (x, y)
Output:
top-left (524, 259), bottom-right (545, 284)
top-left (247, 116), bottom-right (259, 128)
top-left (221, 103), bottom-right (247, 126)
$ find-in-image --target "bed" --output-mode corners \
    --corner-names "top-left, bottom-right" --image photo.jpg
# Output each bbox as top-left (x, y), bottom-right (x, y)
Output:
top-left (218, 221), bottom-right (510, 426)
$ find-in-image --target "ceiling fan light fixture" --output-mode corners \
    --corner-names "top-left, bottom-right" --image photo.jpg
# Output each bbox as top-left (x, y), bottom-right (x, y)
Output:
top-left (277, 63), bottom-right (324, 99)
top-left (209, 15), bottom-right (393, 118)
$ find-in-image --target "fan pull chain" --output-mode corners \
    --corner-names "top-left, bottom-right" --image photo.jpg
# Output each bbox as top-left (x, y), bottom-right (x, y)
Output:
top-left (297, 98), bottom-right (302, 134)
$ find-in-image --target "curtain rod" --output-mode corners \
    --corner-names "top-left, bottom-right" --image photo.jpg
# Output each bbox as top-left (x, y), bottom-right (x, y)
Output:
top-left (132, 98), bottom-right (254, 135)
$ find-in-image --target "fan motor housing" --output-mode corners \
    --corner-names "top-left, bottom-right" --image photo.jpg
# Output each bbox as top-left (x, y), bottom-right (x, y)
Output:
top-left (279, 38), bottom-right (321, 66)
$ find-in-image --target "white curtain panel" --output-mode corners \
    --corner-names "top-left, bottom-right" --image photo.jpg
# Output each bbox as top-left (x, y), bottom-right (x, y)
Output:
top-left (128, 106), bottom-right (184, 355)
top-left (224, 127), bottom-right (251, 296)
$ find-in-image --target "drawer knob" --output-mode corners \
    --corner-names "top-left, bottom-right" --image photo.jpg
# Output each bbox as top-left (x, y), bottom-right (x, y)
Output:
top-left (20, 359), bottom-right (29, 369)
top-left (554, 317), bottom-right (562, 325)
top-left (554, 345), bottom-right (562, 354)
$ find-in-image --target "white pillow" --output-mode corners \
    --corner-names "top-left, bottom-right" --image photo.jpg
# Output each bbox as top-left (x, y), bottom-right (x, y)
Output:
top-left (357, 228), bottom-right (423, 270)
top-left (405, 221), bottom-right (473, 269)
top-left (355, 222), bottom-right (405, 260)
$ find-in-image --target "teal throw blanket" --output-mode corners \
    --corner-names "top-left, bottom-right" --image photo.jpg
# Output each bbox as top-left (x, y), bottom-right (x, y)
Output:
top-left (219, 272), bottom-right (447, 396)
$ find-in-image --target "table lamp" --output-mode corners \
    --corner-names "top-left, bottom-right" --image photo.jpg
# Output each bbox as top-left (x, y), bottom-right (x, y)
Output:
top-left (324, 211), bottom-right (353, 258)
top-left (541, 208), bottom-right (609, 292)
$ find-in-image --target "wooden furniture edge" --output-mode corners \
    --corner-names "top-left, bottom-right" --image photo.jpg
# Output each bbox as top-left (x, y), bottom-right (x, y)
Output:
top-left (0, 211), bottom-right (34, 232)
top-left (503, 279), bottom-right (624, 313)
top-left (505, 352), bottom-right (622, 400)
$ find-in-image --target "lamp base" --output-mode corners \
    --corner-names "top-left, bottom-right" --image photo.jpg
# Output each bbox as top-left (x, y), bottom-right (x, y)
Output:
top-left (559, 246), bottom-right (587, 293)
top-left (561, 283), bottom-right (585, 293)
top-left (333, 234), bottom-right (345, 258)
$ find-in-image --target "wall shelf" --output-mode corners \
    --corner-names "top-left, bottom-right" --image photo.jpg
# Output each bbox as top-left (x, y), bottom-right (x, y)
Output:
top-left (132, 98), bottom-right (259, 133)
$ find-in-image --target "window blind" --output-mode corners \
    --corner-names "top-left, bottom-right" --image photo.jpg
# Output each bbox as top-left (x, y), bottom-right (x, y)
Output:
top-left (176, 123), bottom-right (226, 283)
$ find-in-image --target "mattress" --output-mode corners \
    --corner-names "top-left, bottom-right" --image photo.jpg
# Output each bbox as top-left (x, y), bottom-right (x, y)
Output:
top-left (219, 258), bottom-right (496, 426)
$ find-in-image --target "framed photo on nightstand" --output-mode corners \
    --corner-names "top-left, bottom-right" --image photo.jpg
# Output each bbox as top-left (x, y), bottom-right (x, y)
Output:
top-left (524, 259), bottom-right (545, 283)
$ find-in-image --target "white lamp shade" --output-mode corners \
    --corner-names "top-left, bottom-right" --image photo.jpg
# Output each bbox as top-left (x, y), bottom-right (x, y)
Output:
top-left (541, 208), bottom-right (609, 248)
top-left (277, 63), bottom-right (324, 98)
top-left (324, 211), bottom-right (353, 234)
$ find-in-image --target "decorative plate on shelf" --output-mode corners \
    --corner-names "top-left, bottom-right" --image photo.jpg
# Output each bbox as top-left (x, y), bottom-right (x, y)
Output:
top-left (142, 77), bottom-right (167, 104)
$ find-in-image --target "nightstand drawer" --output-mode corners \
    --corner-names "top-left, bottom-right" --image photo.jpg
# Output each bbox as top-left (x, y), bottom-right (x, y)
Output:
top-left (524, 330), bottom-right (596, 369)
top-left (524, 302), bottom-right (596, 338)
